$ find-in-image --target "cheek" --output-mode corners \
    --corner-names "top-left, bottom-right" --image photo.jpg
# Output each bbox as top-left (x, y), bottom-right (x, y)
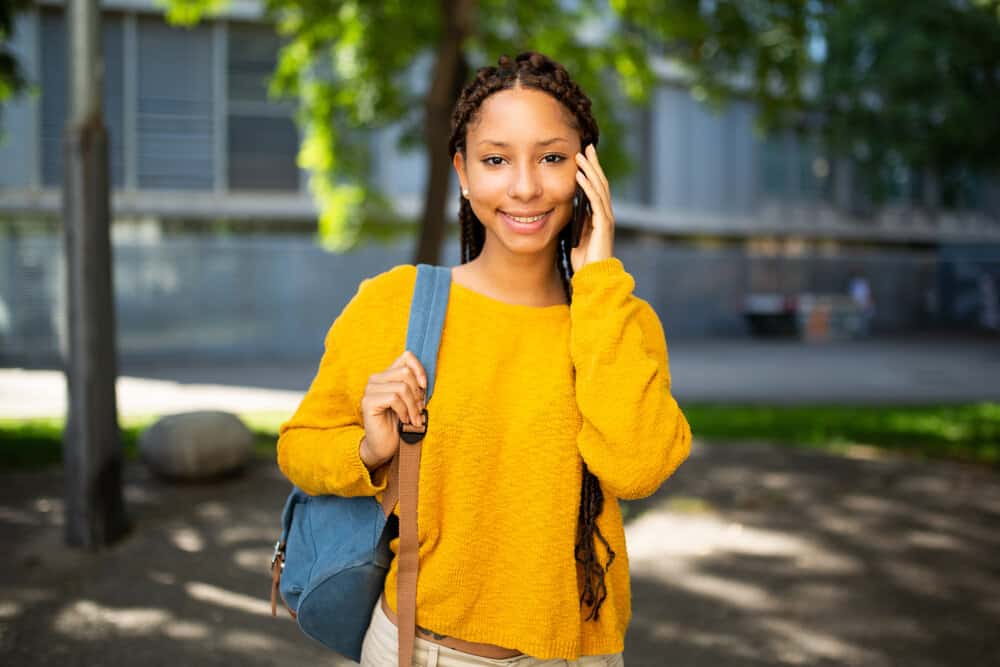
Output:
top-left (547, 169), bottom-right (579, 202)
top-left (466, 164), bottom-right (504, 194)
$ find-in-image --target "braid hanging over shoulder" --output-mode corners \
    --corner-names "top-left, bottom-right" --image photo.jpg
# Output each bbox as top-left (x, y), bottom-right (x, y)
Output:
top-left (448, 51), bottom-right (614, 621)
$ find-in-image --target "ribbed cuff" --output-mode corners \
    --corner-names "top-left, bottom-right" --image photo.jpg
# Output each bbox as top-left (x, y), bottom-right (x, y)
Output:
top-left (347, 428), bottom-right (390, 495)
top-left (571, 257), bottom-right (624, 285)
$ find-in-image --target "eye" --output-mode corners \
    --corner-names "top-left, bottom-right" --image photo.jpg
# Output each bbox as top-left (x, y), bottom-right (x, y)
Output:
top-left (481, 154), bottom-right (566, 167)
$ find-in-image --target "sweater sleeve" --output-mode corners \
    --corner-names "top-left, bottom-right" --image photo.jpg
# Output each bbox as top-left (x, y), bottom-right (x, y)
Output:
top-left (570, 257), bottom-right (692, 500)
top-left (276, 277), bottom-right (391, 498)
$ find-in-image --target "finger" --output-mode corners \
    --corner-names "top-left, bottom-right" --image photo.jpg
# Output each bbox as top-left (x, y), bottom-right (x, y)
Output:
top-left (377, 351), bottom-right (426, 397)
top-left (370, 388), bottom-right (421, 429)
top-left (575, 170), bottom-right (607, 221)
top-left (586, 144), bottom-right (610, 193)
top-left (388, 392), bottom-right (422, 431)
top-left (576, 169), bottom-right (612, 226)
top-left (387, 380), bottom-right (423, 427)
top-left (401, 349), bottom-right (429, 390)
top-left (388, 363), bottom-right (425, 404)
top-left (580, 147), bottom-right (613, 222)
top-left (388, 350), bottom-right (409, 368)
top-left (362, 390), bottom-right (402, 430)
top-left (575, 150), bottom-right (608, 202)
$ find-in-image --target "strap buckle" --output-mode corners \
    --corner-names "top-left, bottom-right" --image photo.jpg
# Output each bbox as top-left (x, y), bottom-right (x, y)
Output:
top-left (397, 408), bottom-right (428, 444)
top-left (270, 540), bottom-right (285, 571)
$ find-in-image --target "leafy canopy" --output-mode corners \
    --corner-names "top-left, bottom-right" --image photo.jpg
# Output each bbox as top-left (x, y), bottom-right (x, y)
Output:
top-left (149, 0), bottom-right (1000, 239)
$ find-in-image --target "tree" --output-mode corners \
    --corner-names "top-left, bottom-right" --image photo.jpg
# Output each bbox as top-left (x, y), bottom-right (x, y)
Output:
top-left (158, 0), bottom-right (1000, 262)
top-left (615, 0), bottom-right (1000, 209)
top-left (0, 0), bottom-right (32, 138)
top-left (4, 2), bottom-right (997, 251)
top-left (166, 0), bottom-right (669, 263)
top-left (166, 0), bottom-right (855, 262)
top-left (816, 0), bottom-right (1000, 208)
top-left (61, 0), bottom-right (129, 549)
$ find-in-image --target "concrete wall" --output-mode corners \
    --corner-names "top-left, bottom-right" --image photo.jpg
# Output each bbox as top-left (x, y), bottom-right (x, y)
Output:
top-left (0, 228), bottom-right (960, 368)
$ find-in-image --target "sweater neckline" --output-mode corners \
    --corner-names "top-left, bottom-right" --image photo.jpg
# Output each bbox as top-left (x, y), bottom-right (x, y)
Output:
top-left (448, 268), bottom-right (570, 318)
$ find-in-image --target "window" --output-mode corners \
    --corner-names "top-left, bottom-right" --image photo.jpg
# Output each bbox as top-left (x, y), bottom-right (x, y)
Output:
top-left (136, 17), bottom-right (214, 189)
top-left (40, 9), bottom-right (125, 188)
top-left (226, 23), bottom-right (299, 191)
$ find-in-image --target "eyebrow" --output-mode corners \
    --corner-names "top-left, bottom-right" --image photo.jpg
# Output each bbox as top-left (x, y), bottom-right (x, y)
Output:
top-left (476, 138), bottom-right (571, 148)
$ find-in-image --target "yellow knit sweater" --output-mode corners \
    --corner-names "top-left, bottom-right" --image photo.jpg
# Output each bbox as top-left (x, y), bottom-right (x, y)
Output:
top-left (276, 256), bottom-right (692, 660)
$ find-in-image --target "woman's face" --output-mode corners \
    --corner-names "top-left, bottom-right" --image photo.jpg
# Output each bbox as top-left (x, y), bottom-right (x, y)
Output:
top-left (453, 86), bottom-right (582, 257)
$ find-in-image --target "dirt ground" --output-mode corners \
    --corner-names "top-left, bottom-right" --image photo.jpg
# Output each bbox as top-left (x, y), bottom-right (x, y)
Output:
top-left (1, 440), bottom-right (999, 666)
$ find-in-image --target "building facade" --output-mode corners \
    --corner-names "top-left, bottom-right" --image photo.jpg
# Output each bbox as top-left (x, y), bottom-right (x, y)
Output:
top-left (1, 1), bottom-right (998, 366)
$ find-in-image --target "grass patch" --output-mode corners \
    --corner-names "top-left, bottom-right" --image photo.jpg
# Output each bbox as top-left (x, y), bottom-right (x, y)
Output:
top-left (0, 412), bottom-right (286, 471)
top-left (683, 402), bottom-right (1000, 465)
top-left (2, 404), bottom-right (998, 471)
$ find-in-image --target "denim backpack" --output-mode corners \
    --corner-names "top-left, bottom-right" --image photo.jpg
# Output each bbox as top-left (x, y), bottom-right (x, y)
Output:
top-left (269, 263), bottom-right (451, 665)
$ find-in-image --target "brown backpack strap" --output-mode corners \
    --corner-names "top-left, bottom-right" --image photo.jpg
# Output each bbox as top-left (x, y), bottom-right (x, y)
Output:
top-left (399, 439), bottom-right (422, 667)
top-left (269, 547), bottom-right (296, 619)
top-left (380, 436), bottom-right (420, 667)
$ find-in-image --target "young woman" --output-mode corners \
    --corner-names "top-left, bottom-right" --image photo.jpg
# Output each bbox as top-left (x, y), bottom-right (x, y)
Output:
top-left (277, 51), bottom-right (692, 666)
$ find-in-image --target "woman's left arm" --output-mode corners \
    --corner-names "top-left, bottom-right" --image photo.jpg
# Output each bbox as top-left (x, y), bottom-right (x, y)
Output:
top-left (570, 257), bottom-right (692, 500)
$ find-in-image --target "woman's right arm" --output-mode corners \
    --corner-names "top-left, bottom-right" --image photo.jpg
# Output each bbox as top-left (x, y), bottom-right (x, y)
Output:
top-left (277, 271), bottom-right (427, 497)
top-left (276, 279), bottom-right (391, 497)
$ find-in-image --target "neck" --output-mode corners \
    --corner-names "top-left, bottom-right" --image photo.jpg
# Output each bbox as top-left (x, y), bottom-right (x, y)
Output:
top-left (470, 237), bottom-right (566, 305)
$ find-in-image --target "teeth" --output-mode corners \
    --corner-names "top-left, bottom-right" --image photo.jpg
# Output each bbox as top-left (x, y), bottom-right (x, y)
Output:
top-left (505, 211), bottom-right (548, 223)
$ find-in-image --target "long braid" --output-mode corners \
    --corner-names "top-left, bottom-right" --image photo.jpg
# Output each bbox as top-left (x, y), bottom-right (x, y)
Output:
top-left (449, 51), bottom-right (614, 622)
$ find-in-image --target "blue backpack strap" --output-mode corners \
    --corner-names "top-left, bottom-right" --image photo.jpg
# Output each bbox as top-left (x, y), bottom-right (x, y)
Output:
top-left (409, 264), bottom-right (452, 403)
top-left (395, 263), bottom-right (451, 667)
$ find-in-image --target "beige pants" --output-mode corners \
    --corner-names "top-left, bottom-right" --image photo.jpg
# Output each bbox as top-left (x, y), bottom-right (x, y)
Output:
top-left (359, 598), bottom-right (625, 667)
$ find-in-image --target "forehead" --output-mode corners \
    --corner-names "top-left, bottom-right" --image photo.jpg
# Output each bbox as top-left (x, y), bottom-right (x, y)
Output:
top-left (467, 87), bottom-right (578, 147)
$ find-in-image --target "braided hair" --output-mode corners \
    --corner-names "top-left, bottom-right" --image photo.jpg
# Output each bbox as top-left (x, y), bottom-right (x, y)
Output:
top-left (447, 51), bottom-right (615, 621)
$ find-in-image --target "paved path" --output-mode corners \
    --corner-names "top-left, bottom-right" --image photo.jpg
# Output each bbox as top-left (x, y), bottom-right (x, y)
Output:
top-left (1, 441), bottom-right (998, 666)
top-left (2, 332), bottom-right (999, 665)
top-left (2, 334), bottom-right (998, 420)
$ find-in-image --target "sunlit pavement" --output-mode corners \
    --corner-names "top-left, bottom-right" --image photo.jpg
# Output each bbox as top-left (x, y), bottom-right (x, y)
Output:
top-left (2, 441), bottom-right (999, 665)
top-left (2, 334), bottom-right (999, 420)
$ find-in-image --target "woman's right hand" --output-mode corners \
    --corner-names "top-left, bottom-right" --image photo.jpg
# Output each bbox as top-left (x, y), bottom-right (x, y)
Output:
top-left (360, 350), bottom-right (428, 468)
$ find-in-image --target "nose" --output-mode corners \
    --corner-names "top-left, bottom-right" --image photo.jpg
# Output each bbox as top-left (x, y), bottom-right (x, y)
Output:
top-left (507, 162), bottom-right (542, 201)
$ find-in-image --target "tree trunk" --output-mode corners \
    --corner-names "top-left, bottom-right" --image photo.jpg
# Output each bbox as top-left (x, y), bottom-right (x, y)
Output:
top-left (414, 0), bottom-right (475, 266)
top-left (62, 0), bottom-right (129, 549)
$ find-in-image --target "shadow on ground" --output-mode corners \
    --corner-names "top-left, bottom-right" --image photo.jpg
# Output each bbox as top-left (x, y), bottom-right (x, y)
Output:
top-left (622, 442), bottom-right (1000, 666)
top-left (1, 441), bottom-right (999, 666)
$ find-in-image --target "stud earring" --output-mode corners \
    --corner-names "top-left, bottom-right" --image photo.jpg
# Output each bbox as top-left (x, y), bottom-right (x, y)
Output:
top-left (462, 188), bottom-right (469, 198)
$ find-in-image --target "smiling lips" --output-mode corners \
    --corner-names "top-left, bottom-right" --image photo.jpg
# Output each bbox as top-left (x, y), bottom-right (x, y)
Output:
top-left (501, 209), bottom-right (552, 223)
top-left (499, 209), bottom-right (553, 234)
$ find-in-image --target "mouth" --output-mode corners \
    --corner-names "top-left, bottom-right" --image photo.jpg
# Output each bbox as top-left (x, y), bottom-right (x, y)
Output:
top-left (499, 208), bottom-right (554, 234)
top-left (499, 209), bottom-right (553, 223)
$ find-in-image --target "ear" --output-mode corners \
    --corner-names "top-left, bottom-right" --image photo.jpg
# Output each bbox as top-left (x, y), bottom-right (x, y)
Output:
top-left (452, 152), bottom-right (468, 194)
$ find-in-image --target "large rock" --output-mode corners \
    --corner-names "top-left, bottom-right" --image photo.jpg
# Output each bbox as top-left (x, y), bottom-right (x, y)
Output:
top-left (139, 410), bottom-right (254, 481)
